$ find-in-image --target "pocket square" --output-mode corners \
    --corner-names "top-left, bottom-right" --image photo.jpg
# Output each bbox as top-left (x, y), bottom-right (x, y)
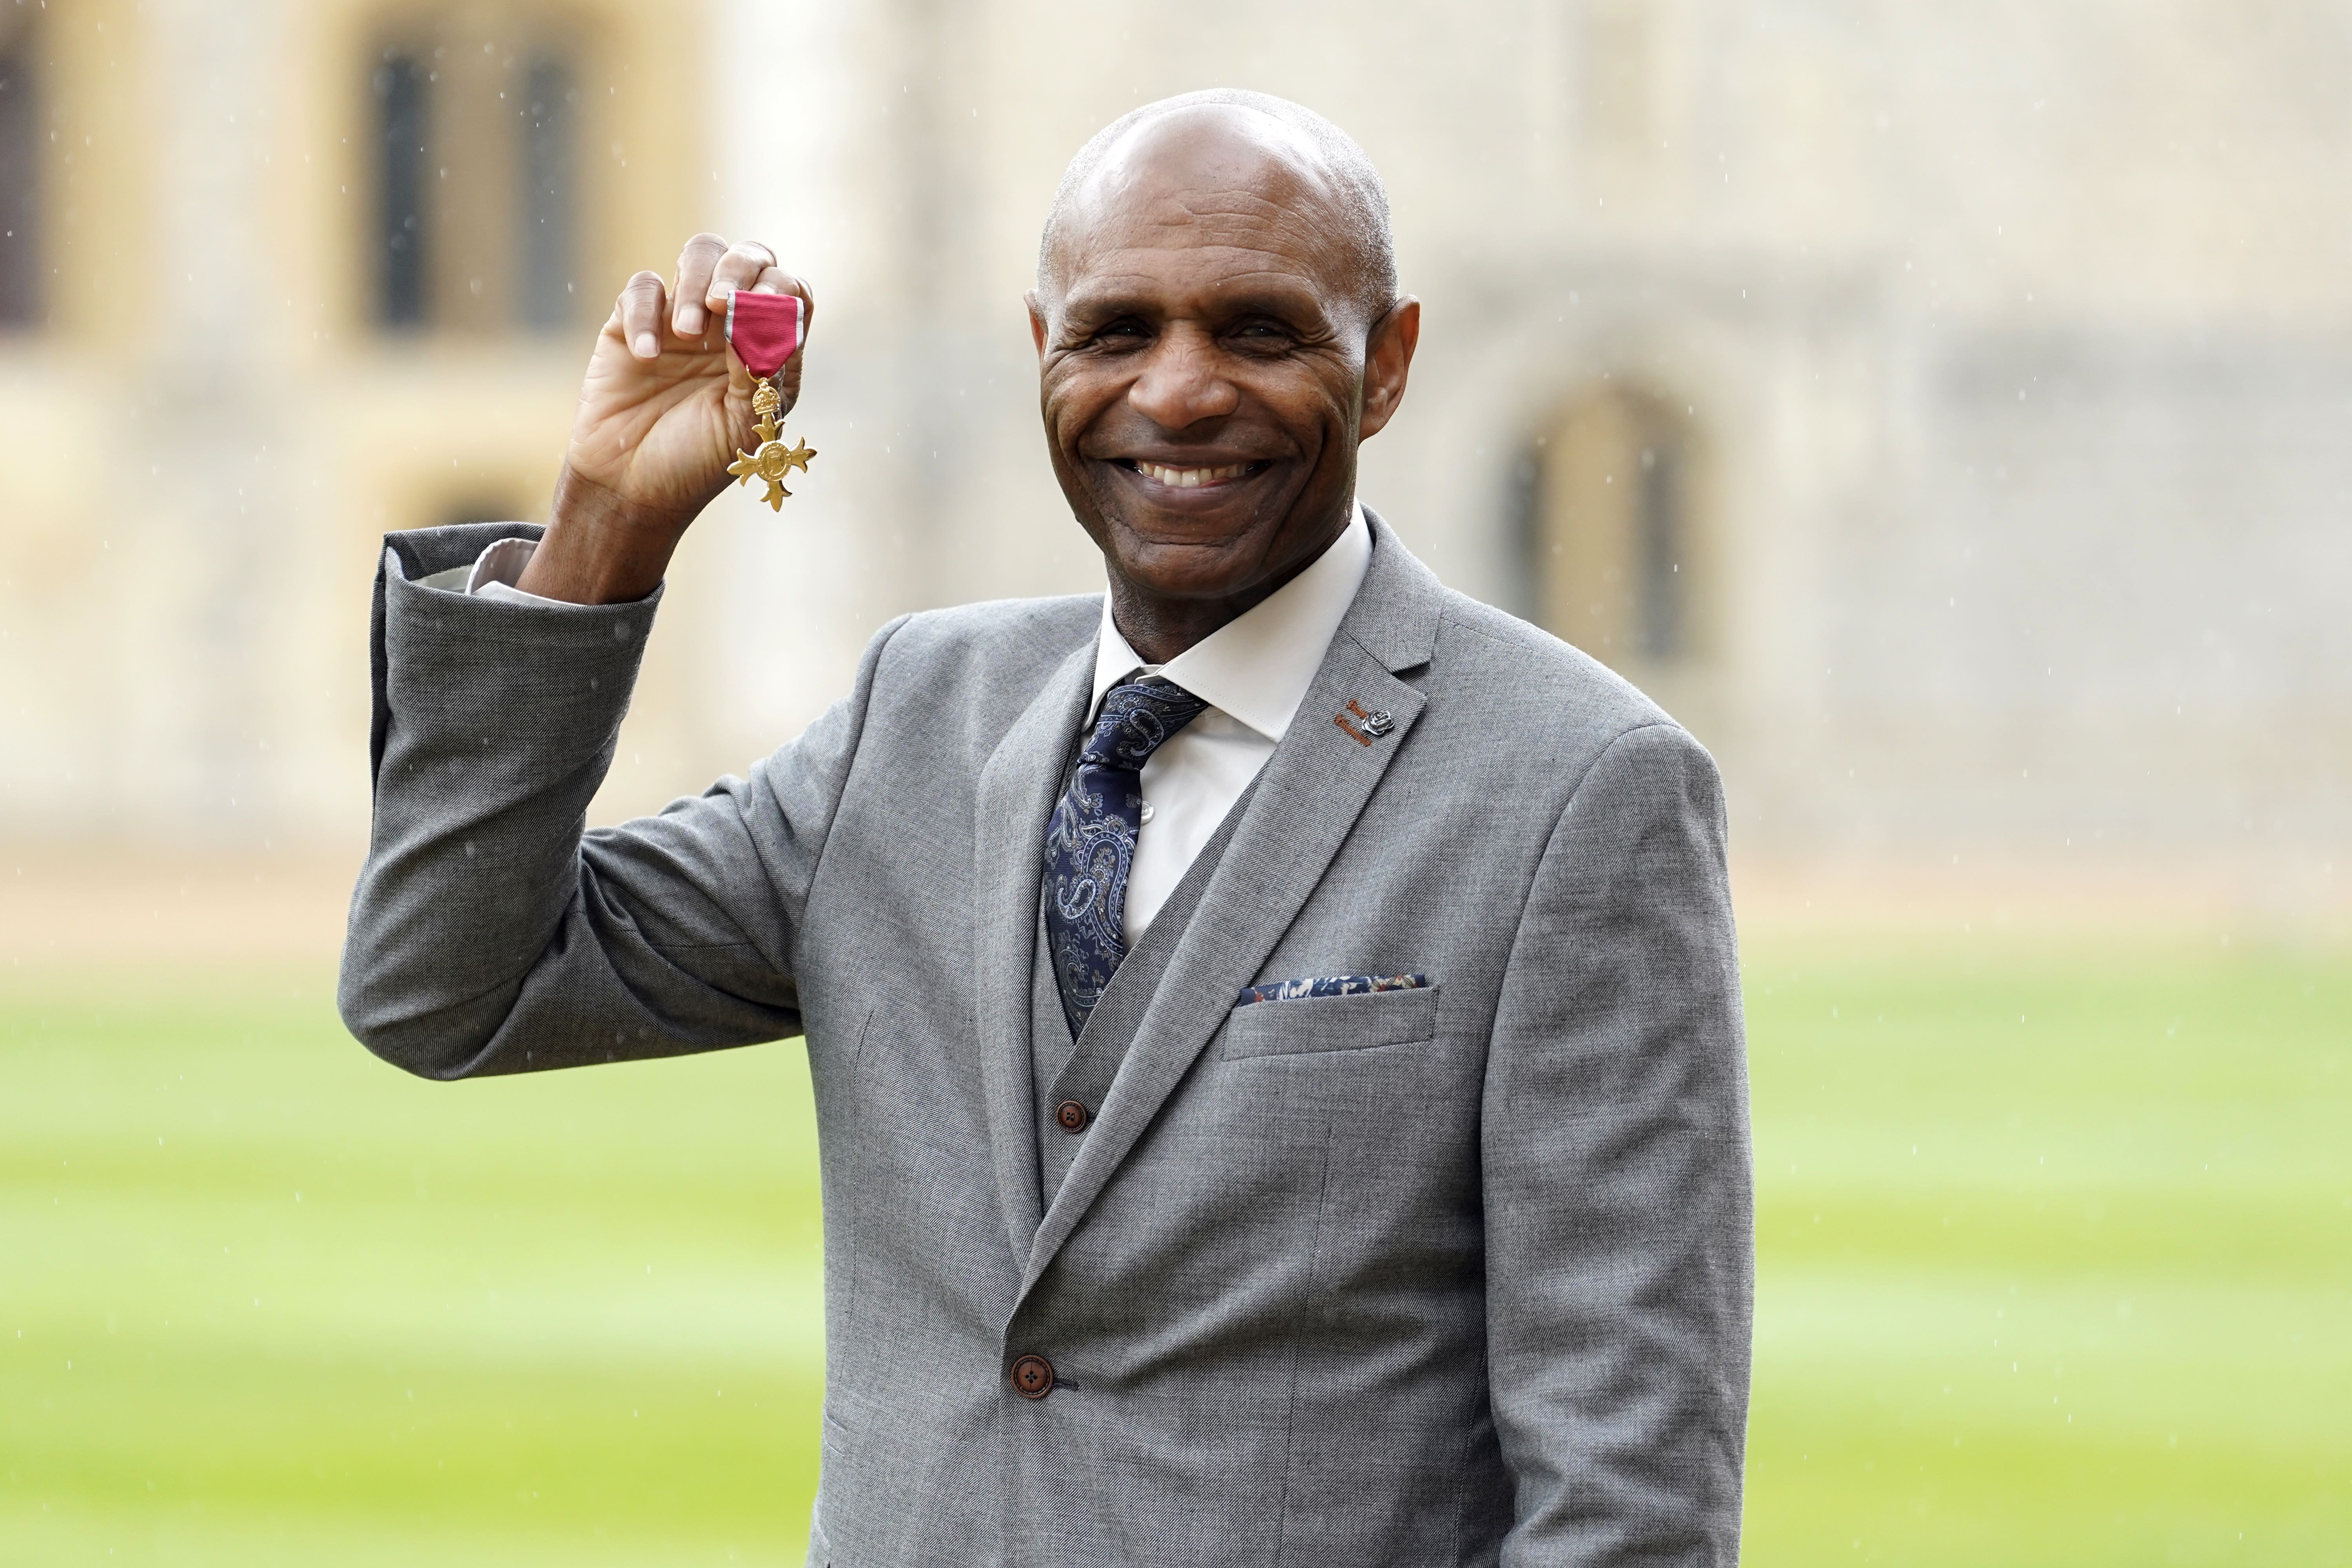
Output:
top-left (1234, 973), bottom-right (1430, 1007)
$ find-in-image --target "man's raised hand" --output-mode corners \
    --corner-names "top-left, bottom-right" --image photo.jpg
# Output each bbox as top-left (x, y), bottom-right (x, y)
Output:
top-left (518, 235), bottom-right (813, 604)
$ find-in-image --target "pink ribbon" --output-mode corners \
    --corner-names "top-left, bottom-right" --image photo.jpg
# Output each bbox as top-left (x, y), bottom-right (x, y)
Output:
top-left (725, 290), bottom-right (803, 378)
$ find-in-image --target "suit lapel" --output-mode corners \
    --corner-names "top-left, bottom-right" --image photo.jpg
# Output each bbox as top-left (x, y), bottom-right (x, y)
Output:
top-left (1020, 517), bottom-right (1446, 1294)
top-left (973, 636), bottom-right (1096, 1272)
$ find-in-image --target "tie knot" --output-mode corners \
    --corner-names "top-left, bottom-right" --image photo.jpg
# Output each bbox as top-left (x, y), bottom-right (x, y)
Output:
top-left (1085, 678), bottom-right (1209, 770)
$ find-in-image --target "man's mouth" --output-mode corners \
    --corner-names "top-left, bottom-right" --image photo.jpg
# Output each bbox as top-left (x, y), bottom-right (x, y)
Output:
top-left (1118, 459), bottom-right (1268, 490)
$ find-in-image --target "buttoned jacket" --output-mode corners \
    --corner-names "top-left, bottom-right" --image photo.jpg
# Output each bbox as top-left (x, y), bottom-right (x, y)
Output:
top-left (339, 513), bottom-right (1753, 1567)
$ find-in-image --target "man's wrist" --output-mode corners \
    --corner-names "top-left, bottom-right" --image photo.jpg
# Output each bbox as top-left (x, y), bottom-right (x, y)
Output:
top-left (515, 464), bottom-right (697, 605)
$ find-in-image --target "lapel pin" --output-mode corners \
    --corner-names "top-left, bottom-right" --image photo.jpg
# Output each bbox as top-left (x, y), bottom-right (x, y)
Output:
top-left (1335, 699), bottom-right (1396, 745)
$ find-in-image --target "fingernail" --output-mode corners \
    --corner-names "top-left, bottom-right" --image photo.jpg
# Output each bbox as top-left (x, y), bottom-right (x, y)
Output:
top-left (633, 333), bottom-right (658, 358)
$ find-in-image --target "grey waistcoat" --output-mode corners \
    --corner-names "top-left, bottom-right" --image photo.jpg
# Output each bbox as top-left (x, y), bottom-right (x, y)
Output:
top-left (1030, 788), bottom-right (1254, 1198)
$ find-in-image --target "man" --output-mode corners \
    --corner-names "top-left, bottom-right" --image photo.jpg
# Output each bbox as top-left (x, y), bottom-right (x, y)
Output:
top-left (341, 90), bottom-right (1751, 1565)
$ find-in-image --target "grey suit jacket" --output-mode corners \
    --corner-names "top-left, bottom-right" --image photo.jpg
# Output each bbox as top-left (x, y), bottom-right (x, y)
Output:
top-left (340, 515), bottom-right (1753, 1567)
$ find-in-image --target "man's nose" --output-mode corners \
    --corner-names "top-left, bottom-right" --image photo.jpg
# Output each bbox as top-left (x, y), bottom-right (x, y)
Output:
top-left (1127, 325), bottom-right (1240, 430)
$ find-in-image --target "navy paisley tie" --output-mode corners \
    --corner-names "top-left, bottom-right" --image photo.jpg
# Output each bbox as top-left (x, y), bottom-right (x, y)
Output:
top-left (1043, 677), bottom-right (1210, 1037)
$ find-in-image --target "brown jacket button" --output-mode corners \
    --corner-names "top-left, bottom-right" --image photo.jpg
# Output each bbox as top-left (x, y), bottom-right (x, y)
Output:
top-left (1010, 1353), bottom-right (1055, 1399)
top-left (1054, 1100), bottom-right (1089, 1133)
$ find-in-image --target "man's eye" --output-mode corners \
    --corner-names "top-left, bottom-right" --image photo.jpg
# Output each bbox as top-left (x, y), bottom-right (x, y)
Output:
top-left (1231, 322), bottom-right (1294, 350)
top-left (1091, 319), bottom-right (1151, 343)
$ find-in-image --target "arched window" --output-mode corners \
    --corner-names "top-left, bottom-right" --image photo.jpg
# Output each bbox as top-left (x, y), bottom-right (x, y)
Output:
top-left (1526, 385), bottom-right (1705, 669)
top-left (368, 8), bottom-right (584, 334)
top-left (0, 14), bottom-right (38, 329)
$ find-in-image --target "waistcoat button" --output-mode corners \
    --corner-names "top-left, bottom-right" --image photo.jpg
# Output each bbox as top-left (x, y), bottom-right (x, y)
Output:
top-left (1010, 1354), bottom-right (1056, 1399)
top-left (1055, 1099), bottom-right (1090, 1132)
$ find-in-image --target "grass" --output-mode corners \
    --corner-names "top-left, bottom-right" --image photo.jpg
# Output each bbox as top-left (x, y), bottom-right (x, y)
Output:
top-left (1740, 935), bottom-right (2351, 1564)
top-left (2, 936), bottom-right (2345, 1564)
top-left (2, 966), bottom-right (825, 1565)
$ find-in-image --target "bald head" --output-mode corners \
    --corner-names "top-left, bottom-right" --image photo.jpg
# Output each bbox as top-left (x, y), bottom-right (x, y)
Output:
top-left (1038, 91), bottom-right (1399, 328)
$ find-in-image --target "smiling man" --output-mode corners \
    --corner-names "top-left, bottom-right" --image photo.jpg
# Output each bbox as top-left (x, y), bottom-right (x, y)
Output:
top-left (341, 91), bottom-right (1753, 1566)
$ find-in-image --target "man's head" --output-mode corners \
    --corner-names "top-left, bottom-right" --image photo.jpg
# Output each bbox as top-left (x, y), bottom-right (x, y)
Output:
top-left (1028, 91), bottom-right (1419, 660)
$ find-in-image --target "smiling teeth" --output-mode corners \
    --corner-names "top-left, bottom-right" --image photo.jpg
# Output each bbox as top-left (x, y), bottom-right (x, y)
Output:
top-left (1136, 461), bottom-right (1251, 488)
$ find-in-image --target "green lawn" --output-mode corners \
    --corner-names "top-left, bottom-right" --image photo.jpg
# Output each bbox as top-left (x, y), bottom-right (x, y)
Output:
top-left (3, 938), bottom-right (2345, 1564)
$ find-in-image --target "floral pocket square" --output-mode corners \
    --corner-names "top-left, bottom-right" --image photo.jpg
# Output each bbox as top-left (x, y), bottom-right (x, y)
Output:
top-left (1234, 973), bottom-right (1430, 1008)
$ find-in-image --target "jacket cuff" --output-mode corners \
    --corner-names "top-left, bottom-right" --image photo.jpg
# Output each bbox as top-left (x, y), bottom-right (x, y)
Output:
top-left (366, 523), bottom-right (664, 789)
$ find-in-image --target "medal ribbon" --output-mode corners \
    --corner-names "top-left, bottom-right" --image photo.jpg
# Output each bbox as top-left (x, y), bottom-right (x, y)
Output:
top-left (725, 290), bottom-right (803, 378)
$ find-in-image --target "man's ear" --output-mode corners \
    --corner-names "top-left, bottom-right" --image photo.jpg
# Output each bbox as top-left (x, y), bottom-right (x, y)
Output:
top-left (1026, 291), bottom-right (1049, 359)
top-left (1357, 296), bottom-right (1421, 441)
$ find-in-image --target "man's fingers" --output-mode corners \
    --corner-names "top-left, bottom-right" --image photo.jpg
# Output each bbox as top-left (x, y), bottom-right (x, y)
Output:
top-left (616, 238), bottom-right (808, 371)
top-left (617, 270), bottom-right (668, 360)
top-left (702, 241), bottom-right (781, 315)
top-left (671, 233), bottom-right (731, 336)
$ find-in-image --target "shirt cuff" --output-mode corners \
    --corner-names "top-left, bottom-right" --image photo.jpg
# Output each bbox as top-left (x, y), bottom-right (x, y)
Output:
top-left (466, 536), bottom-right (562, 605)
top-left (411, 535), bottom-right (550, 600)
top-left (410, 531), bottom-right (660, 606)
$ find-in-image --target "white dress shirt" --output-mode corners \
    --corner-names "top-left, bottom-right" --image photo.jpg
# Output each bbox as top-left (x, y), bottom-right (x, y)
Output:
top-left (439, 504), bottom-right (1373, 944)
top-left (1086, 504), bottom-right (1370, 942)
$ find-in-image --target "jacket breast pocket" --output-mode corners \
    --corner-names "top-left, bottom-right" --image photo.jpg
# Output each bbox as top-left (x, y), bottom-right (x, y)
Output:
top-left (1220, 983), bottom-right (1440, 1060)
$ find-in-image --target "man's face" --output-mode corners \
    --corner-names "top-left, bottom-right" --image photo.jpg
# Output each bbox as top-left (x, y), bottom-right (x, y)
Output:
top-left (1029, 110), bottom-right (1416, 620)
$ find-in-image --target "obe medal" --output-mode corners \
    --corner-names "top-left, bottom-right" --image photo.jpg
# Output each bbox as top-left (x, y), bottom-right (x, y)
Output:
top-left (723, 289), bottom-right (816, 510)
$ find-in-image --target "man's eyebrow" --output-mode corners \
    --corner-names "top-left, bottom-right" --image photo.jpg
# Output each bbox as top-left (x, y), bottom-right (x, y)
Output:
top-left (1058, 289), bottom-right (1154, 321)
top-left (1061, 278), bottom-right (1332, 325)
top-left (1205, 281), bottom-right (1330, 321)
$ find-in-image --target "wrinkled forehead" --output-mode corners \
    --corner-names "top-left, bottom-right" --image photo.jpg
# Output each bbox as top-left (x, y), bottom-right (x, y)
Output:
top-left (1049, 106), bottom-right (1355, 303)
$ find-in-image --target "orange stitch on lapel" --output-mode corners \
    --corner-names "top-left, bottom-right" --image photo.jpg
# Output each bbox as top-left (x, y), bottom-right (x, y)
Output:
top-left (1345, 699), bottom-right (1372, 720)
top-left (1334, 710), bottom-right (1372, 746)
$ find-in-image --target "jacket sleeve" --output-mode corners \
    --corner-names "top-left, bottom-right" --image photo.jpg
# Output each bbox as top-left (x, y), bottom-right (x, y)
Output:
top-left (337, 523), bottom-right (902, 1080)
top-left (1483, 721), bottom-right (1754, 1565)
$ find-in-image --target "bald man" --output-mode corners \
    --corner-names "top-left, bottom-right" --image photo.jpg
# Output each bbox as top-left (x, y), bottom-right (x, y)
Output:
top-left (341, 91), bottom-right (1752, 1566)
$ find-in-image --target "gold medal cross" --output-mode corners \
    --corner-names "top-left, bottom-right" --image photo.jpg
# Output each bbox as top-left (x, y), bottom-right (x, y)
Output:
top-left (728, 379), bottom-right (816, 510)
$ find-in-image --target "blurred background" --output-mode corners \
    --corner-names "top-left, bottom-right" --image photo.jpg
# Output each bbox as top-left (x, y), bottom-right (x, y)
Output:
top-left (2, 0), bottom-right (2346, 1563)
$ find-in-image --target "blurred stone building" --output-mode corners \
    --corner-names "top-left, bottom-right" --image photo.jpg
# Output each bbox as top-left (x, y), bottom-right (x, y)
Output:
top-left (3, 0), bottom-right (2346, 894)
top-left (0, 0), bottom-right (708, 848)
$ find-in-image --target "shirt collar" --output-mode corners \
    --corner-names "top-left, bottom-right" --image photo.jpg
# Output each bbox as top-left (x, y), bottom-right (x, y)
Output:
top-left (1090, 501), bottom-right (1372, 742)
